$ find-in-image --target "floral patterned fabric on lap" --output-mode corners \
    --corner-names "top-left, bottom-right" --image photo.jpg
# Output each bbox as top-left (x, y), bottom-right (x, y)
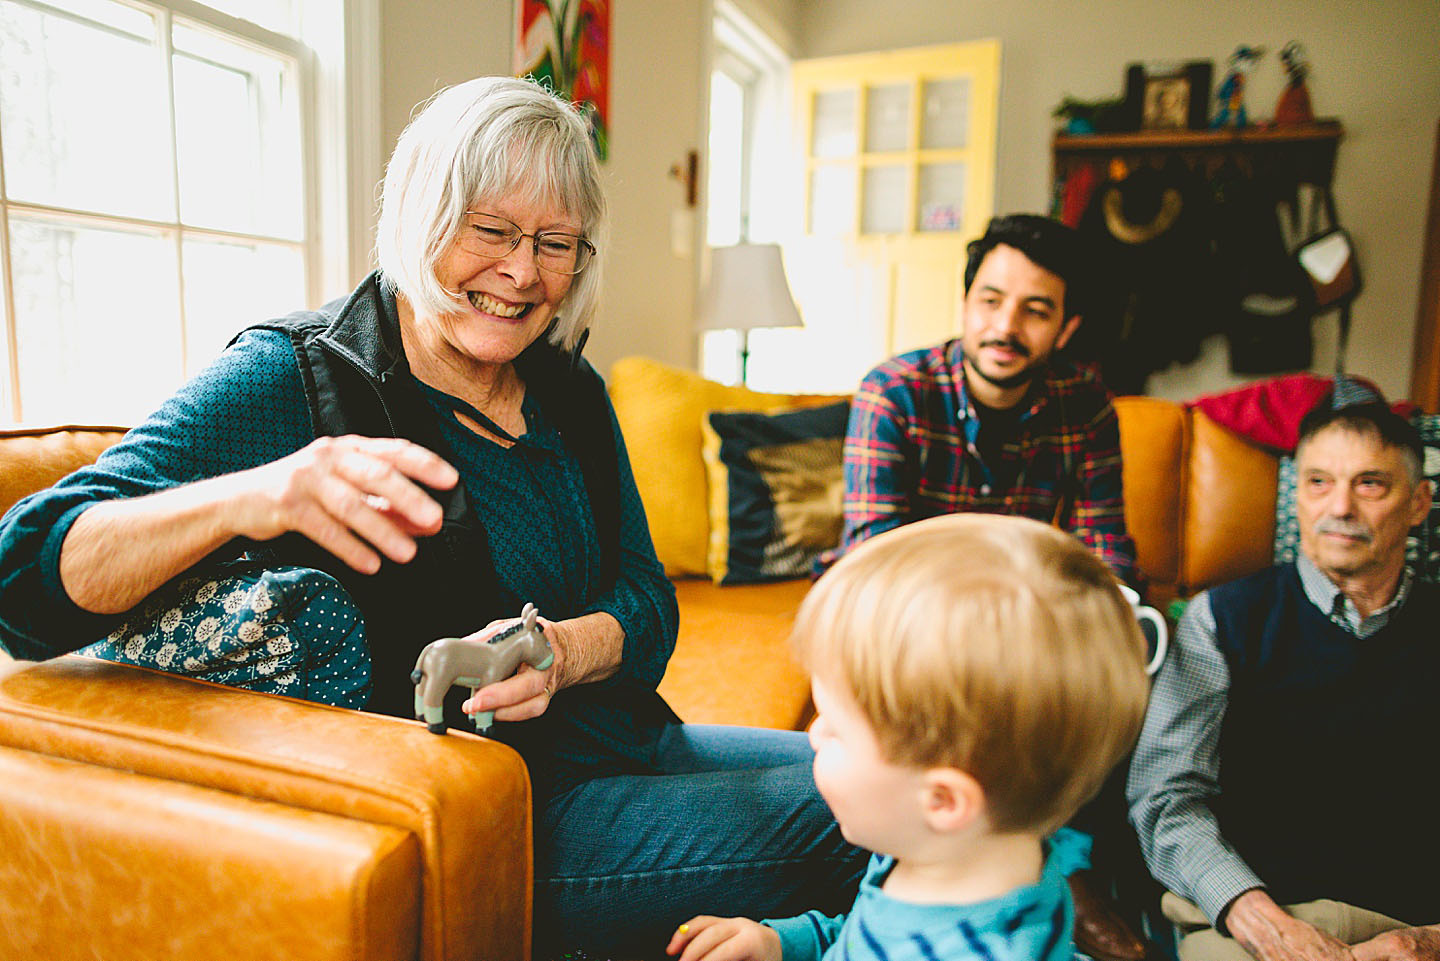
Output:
top-left (80, 561), bottom-right (371, 707)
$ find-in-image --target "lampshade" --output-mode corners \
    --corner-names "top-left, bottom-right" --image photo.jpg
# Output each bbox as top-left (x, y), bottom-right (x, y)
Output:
top-left (696, 243), bottom-right (804, 332)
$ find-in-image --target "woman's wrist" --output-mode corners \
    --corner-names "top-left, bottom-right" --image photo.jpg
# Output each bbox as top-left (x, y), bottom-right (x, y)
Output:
top-left (544, 611), bottom-right (623, 691)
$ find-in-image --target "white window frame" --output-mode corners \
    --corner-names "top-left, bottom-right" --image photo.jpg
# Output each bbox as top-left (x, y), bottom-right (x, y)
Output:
top-left (700, 0), bottom-right (792, 383)
top-left (0, 0), bottom-right (377, 423)
top-left (709, 0), bottom-right (789, 246)
top-left (302, 0), bottom-right (379, 295)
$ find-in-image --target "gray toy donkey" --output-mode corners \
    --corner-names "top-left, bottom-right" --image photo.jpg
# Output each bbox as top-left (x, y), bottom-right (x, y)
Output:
top-left (411, 602), bottom-right (554, 734)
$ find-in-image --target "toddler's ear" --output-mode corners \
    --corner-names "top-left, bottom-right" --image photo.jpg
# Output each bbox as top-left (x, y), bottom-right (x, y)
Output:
top-left (920, 767), bottom-right (986, 833)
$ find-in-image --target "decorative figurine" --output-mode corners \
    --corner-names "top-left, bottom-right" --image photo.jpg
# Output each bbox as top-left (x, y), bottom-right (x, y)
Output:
top-left (1211, 44), bottom-right (1265, 129)
top-left (411, 602), bottom-right (554, 734)
top-left (1274, 41), bottom-right (1315, 126)
top-left (1051, 94), bottom-right (1128, 135)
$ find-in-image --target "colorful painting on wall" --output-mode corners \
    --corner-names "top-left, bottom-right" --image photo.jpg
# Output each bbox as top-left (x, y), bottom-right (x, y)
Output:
top-left (513, 0), bottom-right (610, 162)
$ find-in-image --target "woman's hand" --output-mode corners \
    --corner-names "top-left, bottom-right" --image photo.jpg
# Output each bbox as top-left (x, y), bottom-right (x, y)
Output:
top-left (224, 435), bottom-right (458, 574)
top-left (666, 916), bottom-right (782, 961)
top-left (459, 613), bottom-right (565, 723)
top-left (460, 611), bottom-right (624, 722)
top-left (61, 434), bottom-right (458, 615)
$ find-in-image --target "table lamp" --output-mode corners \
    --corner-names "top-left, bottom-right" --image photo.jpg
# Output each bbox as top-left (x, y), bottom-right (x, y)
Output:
top-left (696, 242), bottom-right (804, 385)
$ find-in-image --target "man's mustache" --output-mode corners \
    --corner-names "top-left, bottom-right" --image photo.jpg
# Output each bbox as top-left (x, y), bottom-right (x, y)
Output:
top-left (1315, 518), bottom-right (1373, 543)
top-left (979, 337), bottom-right (1031, 358)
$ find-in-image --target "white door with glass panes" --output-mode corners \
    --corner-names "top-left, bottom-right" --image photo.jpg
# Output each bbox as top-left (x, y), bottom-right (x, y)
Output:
top-left (749, 41), bottom-right (998, 393)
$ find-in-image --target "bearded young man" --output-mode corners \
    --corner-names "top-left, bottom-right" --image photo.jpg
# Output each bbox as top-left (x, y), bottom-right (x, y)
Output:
top-left (816, 214), bottom-right (1137, 585)
top-left (814, 214), bottom-right (1145, 961)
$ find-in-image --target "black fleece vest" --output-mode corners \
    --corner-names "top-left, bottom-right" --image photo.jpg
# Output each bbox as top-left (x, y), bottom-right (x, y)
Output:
top-left (242, 273), bottom-right (621, 724)
top-left (1210, 564), bottom-right (1440, 923)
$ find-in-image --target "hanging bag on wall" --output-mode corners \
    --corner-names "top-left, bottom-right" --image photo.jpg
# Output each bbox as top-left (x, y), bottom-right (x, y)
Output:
top-left (1294, 223), bottom-right (1361, 375)
top-left (1227, 181), bottom-right (1361, 376)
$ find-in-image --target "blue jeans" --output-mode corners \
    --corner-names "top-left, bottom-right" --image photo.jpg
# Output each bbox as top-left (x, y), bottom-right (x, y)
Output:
top-left (533, 723), bottom-right (866, 960)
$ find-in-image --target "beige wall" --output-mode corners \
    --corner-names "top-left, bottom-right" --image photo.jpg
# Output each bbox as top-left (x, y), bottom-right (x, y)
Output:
top-left (798, 0), bottom-right (1440, 400)
top-left (379, 0), bottom-right (510, 152)
top-left (374, 0), bottom-right (1439, 400)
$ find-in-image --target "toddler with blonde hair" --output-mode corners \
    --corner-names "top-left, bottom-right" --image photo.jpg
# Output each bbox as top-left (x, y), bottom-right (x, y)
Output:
top-left (668, 513), bottom-right (1151, 961)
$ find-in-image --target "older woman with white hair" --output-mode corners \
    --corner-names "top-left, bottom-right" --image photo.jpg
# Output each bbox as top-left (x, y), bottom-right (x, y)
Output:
top-left (0, 77), bottom-right (862, 958)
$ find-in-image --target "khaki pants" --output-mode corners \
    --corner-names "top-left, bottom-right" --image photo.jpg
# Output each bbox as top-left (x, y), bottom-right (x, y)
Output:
top-left (1162, 893), bottom-right (1406, 961)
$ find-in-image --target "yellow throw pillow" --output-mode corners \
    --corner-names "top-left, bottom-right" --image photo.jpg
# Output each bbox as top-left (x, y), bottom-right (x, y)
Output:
top-left (608, 356), bottom-right (848, 578)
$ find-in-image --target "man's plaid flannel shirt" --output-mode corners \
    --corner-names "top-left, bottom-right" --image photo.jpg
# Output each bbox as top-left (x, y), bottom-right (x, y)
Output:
top-left (817, 338), bottom-right (1137, 583)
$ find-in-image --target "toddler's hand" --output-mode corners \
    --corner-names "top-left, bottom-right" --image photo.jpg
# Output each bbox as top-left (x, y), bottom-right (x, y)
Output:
top-left (666, 916), bottom-right (782, 961)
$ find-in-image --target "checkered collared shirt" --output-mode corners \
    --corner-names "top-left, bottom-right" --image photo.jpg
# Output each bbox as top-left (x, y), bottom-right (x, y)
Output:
top-left (816, 338), bottom-right (1136, 582)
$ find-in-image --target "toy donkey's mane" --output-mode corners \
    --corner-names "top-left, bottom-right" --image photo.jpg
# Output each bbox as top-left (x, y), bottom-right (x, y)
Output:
top-left (488, 607), bottom-right (539, 644)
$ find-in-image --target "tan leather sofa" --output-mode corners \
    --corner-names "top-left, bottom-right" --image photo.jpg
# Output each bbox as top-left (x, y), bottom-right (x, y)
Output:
top-left (0, 375), bottom-right (1280, 959)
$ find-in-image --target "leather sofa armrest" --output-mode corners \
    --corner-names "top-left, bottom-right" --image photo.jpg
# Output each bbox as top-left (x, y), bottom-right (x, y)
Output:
top-left (0, 656), bottom-right (532, 961)
top-left (1, 741), bottom-right (425, 960)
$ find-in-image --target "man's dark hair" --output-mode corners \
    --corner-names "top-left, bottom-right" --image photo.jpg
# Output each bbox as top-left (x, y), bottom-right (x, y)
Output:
top-left (1297, 400), bottom-right (1424, 484)
top-left (963, 214), bottom-right (1087, 319)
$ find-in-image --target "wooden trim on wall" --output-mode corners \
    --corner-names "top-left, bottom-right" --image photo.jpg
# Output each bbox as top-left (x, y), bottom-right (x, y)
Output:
top-left (1411, 118), bottom-right (1440, 412)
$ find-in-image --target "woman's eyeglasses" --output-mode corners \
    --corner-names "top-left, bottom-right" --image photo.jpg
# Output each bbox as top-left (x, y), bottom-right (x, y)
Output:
top-left (460, 211), bottom-right (596, 275)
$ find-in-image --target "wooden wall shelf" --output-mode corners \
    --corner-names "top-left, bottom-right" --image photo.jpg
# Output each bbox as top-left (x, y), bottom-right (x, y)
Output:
top-left (1053, 120), bottom-right (1342, 153)
top-left (1052, 120), bottom-right (1344, 188)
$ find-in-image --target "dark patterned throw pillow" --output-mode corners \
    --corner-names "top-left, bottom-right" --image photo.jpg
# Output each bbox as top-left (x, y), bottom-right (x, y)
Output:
top-left (701, 401), bottom-right (850, 585)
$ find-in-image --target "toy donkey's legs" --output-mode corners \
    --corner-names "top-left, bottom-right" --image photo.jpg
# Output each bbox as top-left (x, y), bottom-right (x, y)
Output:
top-left (411, 685), bottom-right (495, 733)
top-left (413, 686), bottom-right (449, 734)
top-left (470, 705), bottom-right (496, 731)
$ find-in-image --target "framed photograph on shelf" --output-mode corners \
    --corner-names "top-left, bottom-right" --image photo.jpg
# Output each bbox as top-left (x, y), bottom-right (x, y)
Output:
top-left (1124, 61), bottom-right (1213, 130)
top-left (1143, 71), bottom-right (1191, 128)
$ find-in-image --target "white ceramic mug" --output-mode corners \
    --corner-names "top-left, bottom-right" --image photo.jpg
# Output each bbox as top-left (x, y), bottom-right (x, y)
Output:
top-left (1119, 585), bottom-right (1169, 676)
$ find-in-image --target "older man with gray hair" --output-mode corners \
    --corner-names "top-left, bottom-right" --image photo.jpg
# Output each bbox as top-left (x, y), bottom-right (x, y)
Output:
top-left (1128, 400), bottom-right (1438, 961)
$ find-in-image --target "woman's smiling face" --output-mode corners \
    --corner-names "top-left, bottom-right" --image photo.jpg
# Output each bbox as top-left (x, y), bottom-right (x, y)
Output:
top-left (425, 195), bottom-right (580, 368)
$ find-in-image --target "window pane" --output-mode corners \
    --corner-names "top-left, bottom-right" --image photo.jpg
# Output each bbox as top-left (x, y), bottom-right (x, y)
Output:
top-left (9, 216), bottom-right (182, 424)
top-left (864, 84), bottom-right (910, 153)
top-left (920, 77), bottom-right (971, 150)
top-left (861, 165), bottom-right (907, 234)
top-left (182, 237), bottom-right (303, 372)
top-left (810, 88), bottom-right (856, 159)
top-left (918, 162), bottom-right (966, 232)
top-left (14, 0), bottom-right (152, 36)
top-left (809, 165), bottom-right (855, 236)
top-left (173, 22), bottom-right (303, 239)
top-left (707, 69), bottom-right (745, 248)
top-left (0, 0), bottom-right (174, 219)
